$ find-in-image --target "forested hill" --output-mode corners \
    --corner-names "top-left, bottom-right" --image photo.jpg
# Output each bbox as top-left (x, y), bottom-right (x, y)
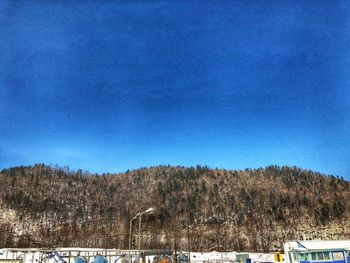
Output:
top-left (0, 164), bottom-right (349, 252)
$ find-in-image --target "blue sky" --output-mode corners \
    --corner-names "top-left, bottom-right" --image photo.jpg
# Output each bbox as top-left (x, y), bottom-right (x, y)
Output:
top-left (1, 1), bottom-right (349, 177)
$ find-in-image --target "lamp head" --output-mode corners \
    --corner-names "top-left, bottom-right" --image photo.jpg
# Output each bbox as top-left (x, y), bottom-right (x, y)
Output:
top-left (144, 207), bottom-right (156, 214)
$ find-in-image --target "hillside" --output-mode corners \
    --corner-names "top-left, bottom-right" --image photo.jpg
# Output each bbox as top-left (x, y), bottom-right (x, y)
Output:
top-left (0, 164), bottom-right (349, 252)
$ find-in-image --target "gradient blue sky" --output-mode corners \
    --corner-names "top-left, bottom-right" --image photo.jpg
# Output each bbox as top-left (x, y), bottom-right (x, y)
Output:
top-left (1, 1), bottom-right (349, 177)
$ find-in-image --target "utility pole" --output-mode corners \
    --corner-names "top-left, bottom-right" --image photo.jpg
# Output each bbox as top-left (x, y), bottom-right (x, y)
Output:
top-left (187, 220), bottom-right (191, 263)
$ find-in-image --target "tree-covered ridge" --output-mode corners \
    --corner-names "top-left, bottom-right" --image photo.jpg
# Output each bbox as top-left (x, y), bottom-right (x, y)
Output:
top-left (0, 164), bottom-right (349, 251)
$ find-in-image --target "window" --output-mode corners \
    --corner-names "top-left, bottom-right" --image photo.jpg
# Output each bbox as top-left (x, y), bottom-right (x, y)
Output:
top-left (323, 252), bottom-right (331, 261)
top-left (300, 254), bottom-right (309, 261)
top-left (332, 252), bottom-right (344, 261)
top-left (317, 252), bottom-right (324, 261)
top-left (309, 252), bottom-right (332, 261)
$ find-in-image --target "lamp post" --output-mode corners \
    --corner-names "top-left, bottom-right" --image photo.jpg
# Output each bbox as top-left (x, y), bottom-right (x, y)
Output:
top-left (138, 207), bottom-right (156, 262)
top-left (128, 208), bottom-right (156, 263)
top-left (129, 215), bottom-right (138, 262)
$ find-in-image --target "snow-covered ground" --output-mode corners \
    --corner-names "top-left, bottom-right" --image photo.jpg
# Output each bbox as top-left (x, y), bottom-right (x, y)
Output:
top-left (0, 248), bottom-right (276, 263)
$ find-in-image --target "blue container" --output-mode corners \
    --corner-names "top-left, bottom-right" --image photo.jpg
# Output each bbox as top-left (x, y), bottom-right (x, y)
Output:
top-left (92, 255), bottom-right (108, 263)
top-left (74, 256), bottom-right (87, 263)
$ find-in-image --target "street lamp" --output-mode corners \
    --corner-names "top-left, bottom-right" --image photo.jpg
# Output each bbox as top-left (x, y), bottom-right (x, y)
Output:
top-left (129, 215), bottom-right (138, 262)
top-left (138, 208), bottom-right (156, 260)
top-left (128, 208), bottom-right (156, 263)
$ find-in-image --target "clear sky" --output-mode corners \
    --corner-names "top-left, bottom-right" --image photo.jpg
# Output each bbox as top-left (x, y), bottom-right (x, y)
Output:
top-left (0, 1), bottom-right (349, 177)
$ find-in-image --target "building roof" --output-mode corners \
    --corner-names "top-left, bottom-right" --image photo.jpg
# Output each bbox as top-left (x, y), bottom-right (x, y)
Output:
top-left (285, 240), bottom-right (350, 251)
